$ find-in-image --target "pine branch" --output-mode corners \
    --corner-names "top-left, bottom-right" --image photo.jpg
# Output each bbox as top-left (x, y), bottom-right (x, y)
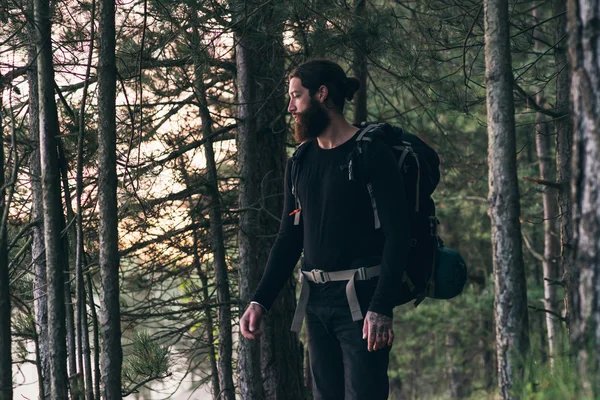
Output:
top-left (523, 176), bottom-right (562, 189)
top-left (527, 304), bottom-right (567, 323)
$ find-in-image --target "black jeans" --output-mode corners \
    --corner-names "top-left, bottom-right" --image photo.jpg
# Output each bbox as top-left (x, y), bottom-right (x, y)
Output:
top-left (305, 301), bottom-right (391, 400)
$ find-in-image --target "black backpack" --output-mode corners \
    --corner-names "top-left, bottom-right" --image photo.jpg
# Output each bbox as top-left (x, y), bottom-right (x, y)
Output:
top-left (291, 122), bottom-right (467, 307)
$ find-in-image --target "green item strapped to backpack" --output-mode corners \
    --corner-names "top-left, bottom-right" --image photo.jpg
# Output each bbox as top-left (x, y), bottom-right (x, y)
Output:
top-left (290, 122), bottom-right (467, 308)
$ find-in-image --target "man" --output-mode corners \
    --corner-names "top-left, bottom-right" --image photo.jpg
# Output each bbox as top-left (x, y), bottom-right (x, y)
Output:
top-left (240, 59), bottom-right (410, 399)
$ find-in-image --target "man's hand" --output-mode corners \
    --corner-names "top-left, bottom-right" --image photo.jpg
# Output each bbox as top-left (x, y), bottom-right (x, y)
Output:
top-left (240, 303), bottom-right (264, 339)
top-left (362, 311), bottom-right (394, 352)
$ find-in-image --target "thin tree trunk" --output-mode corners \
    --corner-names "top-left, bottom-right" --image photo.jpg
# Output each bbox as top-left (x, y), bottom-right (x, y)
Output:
top-left (77, 1), bottom-right (96, 398)
top-left (304, 335), bottom-right (312, 397)
top-left (532, 6), bottom-right (562, 370)
top-left (87, 274), bottom-right (101, 400)
top-left (27, 37), bottom-right (50, 400)
top-left (352, 0), bottom-right (368, 124)
top-left (531, 222), bottom-right (548, 366)
top-left (234, 36), bottom-right (265, 400)
top-left (552, 0), bottom-right (573, 336)
top-left (446, 332), bottom-right (466, 399)
top-left (178, 150), bottom-right (220, 399)
top-left (34, 0), bottom-right (70, 396)
top-left (97, 0), bottom-right (122, 397)
top-left (198, 267), bottom-right (220, 400)
top-left (233, 2), bottom-right (305, 397)
top-left (0, 90), bottom-right (13, 400)
top-left (57, 140), bottom-right (80, 398)
top-left (484, 0), bottom-right (530, 398)
top-left (481, 315), bottom-right (495, 391)
top-left (533, 102), bottom-right (562, 368)
top-left (191, 230), bottom-right (220, 400)
top-left (567, 0), bottom-right (600, 395)
top-left (192, 58), bottom-right (235, 400)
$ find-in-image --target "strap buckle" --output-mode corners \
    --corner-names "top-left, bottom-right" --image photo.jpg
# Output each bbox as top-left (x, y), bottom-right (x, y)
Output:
top-left (310, 269), bottom-right (329, 284)
top-left (356, 267), bottom-right (368, 280)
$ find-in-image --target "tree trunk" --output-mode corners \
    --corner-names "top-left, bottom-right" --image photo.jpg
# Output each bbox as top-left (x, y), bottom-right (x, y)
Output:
top-left (532, 5), bottom-right (562, 367)
top-left (233, 2), bottom-right (305, 398)
top-left (0, 89), bottom-right (13, 400)
top-left (484, 0), bottom-right (530, 397)
top-left (552, 0), bottom-right (573, 336)
top-left (77, 2), bottom-right (96, 398)
top-left (193, 59), bottom-right (235, 400)
top-left (352, 0), bottom-right (368, 124)
top-left (234, 37), bottom-right (266, 400)
top-left (27, 37), bottom-right (51, 400)
top-left (567, 0), bottom-right (600, 395)
top-left (57, 139), bottom-right (80, 398)
top-left (197, 265), bottom-right (220, 400)
top-left (97, 0), bottom-right (122, 397)
top-left (87, 274), bottom-right (101, 400)
top-left (533, 100), bottom-right (562, 368)
top-left (34, 0), bottom-right (70, 396)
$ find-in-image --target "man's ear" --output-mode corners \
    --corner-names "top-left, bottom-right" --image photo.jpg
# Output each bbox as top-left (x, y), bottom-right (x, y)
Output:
top-left (316, 85), bottom-right (329, 103)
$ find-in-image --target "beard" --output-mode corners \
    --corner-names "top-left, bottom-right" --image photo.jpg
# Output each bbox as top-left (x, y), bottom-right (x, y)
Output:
top-left (293, 98), bottom-right (331, 143)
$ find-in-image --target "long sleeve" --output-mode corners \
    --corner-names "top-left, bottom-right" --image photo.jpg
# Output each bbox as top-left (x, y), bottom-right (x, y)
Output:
top-left (366, 140), bottom-right (411, 316)
top-left (250, 158), bottom-right (304, 311)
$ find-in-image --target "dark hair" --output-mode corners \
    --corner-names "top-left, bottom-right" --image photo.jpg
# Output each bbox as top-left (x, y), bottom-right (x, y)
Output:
top-left (289, 59), bottom-right (360, 112)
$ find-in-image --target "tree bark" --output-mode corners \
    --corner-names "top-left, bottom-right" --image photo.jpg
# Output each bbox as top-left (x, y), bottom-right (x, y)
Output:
top-left (233, 1), bottom-right (306, 398)
top-left (352, 0), bottom-right (368, 124)
top-left (77, 2), bottom-right (96, 398)
top-left (567, 0), bottom-right (600, 395)
top-left (192, 58), bottom-right (235, 400)
top-left (533, 5), bottom-right (562, 369)
top-left (97, 0), bottom-right (122, 397)
top-left (27, 37), bottom-right (51, 400)
top-left (234, 37), bottom-right (266, 400)
top-left (87, 275), bottom-right (101, 400)
top-left (197, 264), bottom-right (220, 400)
top-left (484, 0), bottom-right (530, 397)
top-left (533, 106), bottom-right (562, 367)
top-left (56, 140), bottom-right (80, 398)
top-left (0, 87), bottom-right (13, 400)
top-left (552, 0), bottom-right (573, 336)
top-left (34, 0), bottom-right (70, 396)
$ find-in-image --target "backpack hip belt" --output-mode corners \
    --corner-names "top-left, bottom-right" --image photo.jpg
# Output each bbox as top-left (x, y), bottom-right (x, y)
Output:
top-left (290, 265), bottom-right (415, 333)
top-left (290, 265), bottom-right (380, 332)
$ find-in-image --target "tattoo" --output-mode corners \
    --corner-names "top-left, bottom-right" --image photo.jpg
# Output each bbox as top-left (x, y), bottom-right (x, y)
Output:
top-left (367, 311), bottom-right (393, 346)
top-left (367, 312), bottom-right (393, 329)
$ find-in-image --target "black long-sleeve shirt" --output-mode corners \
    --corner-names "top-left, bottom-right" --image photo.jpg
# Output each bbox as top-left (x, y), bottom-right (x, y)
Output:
top-left (251, 130), bottom-right (410, 317)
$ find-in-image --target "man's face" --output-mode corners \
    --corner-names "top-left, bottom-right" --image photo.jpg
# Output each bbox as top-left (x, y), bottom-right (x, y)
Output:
top-left (288, 77), bottom-right (330, 143)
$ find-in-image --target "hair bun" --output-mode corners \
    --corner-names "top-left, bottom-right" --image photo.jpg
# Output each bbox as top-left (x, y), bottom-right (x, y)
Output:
top-left (345, 77), bottom-right (360, 101)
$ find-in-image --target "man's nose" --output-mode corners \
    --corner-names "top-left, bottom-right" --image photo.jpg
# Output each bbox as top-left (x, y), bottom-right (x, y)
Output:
top-left (288, 100), bottom-right (295, 113)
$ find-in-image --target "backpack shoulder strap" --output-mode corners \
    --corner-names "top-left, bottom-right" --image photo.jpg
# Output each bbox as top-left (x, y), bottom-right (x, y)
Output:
top-left (289, 140), bottom-right (313, 225)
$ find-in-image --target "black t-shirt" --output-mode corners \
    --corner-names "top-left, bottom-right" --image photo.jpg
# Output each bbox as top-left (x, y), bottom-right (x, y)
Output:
top-left (251, 129), bottom-right (410, 316)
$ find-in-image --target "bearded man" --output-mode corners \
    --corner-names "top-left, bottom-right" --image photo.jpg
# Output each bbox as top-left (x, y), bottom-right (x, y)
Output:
top-left (240, 59), bottom-right (410, 400)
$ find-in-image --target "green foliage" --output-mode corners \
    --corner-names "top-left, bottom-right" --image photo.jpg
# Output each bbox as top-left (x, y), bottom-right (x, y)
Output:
top-left (122, 331), bottom-right (171, 395)
top-left (390, 279), bottom-right (495, 399)
top-left (516, 352), bottom-right (579, 400)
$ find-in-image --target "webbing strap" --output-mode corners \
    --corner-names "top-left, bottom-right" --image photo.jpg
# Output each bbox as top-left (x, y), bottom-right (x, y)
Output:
top-left (397, 148), bottom-right (411, 169)
top-left (293, 198), bottom-right (302, 226)
top-left (290, 271), bottom-right (311, 333)
top-left (396, 144), bottom-right (422, 213)
top-left (414, 153), bottom-right (421, 213)
top-left (403, 271), bottom-right (416, 292)
top-left (347, 270), bottom-right (363, 321)
top-left (356, 123), bottom-right (380, 142)
top-left (366, 182), bottom-right (381, 229)
top-left (425, 217), bottom-right (438, 297)
top-left (290, 266), bottom-right (381, 332)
